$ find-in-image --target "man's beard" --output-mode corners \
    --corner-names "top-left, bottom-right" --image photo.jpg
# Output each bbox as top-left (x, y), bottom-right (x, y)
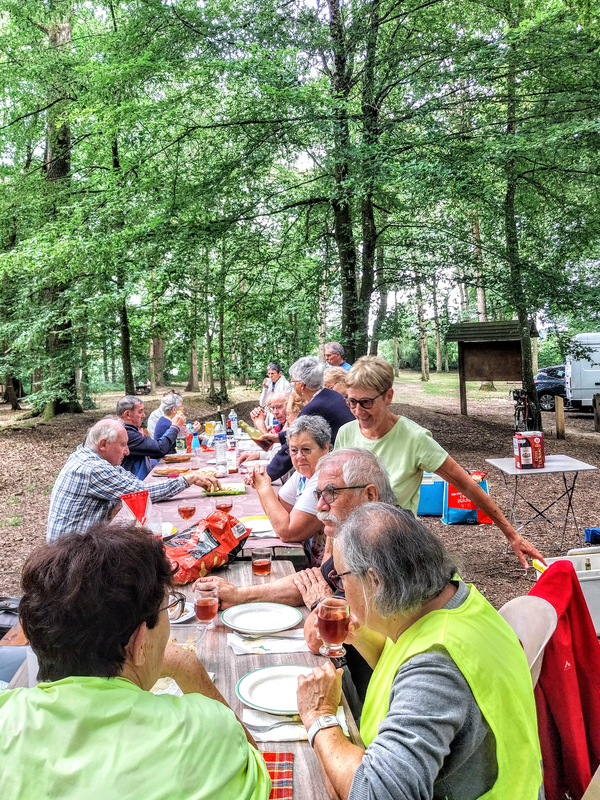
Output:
top-left (317, 510), bottom-right (338, 524)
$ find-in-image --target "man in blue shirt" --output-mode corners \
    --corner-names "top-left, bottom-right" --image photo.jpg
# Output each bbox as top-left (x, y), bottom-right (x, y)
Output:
top-left (325, 342), bottom-right (352, 371)
top-left (117, 396), bottom-right (184, 479)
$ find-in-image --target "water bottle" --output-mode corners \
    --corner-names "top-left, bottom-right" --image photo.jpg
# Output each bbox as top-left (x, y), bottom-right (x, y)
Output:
top-left (191, 433), bottom-right (201, 456)
top-left (228, 408), bottom-right (238, 436)
top-left (214, 421), bottom-right (228, 478)
top-left (186, 420), bottom-right (194, 435)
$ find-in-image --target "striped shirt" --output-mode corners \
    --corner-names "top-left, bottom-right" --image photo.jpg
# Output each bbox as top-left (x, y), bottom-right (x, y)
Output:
top-left (46, 445), bottom-right (187, 543)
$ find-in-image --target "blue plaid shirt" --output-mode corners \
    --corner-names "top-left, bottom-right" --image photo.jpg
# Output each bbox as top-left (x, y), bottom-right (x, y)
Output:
top-left (46, 445), bottom-right (188, 543)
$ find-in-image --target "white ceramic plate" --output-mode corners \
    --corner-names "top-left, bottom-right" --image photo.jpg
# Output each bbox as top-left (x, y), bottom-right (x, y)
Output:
top-left (207, 458), bottom-right (216, 464)
top-left (240, 517), bottom-right (274, 534)
top-left (171, 602), bottom-right (196, 624)
top-left (236, 665), bottom-right (313, 715)
top-left (221, 603), bottom-right (302, 634)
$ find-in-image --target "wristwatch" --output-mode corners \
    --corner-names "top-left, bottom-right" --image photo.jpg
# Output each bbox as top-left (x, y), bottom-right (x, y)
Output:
top-left (307, 715), bottom-right (341, 747)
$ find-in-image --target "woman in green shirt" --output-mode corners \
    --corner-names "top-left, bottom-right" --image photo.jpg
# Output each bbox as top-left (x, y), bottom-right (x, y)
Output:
top-left (335, 355), bottom-right (543, 568)
top-left (0, 522), bottom-right (271, 800)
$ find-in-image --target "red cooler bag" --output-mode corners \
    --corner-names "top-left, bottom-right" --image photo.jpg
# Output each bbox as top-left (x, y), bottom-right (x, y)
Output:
top-left (441, 472), bottom-right (493, 525)
top-left (164, 510), bottom-right (249, 584)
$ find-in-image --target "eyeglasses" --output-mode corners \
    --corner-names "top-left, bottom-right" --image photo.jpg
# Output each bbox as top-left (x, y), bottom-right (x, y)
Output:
top-left (159, 592), bottom-right (186, 621)
top-left (290, 446), bottom-right (316, 457)
top-left (313, 485), bottom-right (368, 504)
top-left (344, 389), bottom-right (387, 409)
top-left (328, 569), bottom-right (353, 592)
top-left (268, 403), bottom-right (286, 412)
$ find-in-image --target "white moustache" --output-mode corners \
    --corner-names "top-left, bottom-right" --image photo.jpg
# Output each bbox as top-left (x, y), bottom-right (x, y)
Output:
top-left (317, 511), bottom-right (338, 524)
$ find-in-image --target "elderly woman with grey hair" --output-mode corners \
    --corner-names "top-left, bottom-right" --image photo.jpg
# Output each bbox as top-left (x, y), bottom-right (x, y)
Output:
top-left (152, 393), bottom-right (201, 452)
top-left (245, 415), bottom-right (332, 566)
top-left (296, 503), bottom-right (544, 800)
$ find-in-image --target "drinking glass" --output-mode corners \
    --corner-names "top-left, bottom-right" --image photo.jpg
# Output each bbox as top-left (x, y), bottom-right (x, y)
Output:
top-left (193, 583), bottom-right (219, 652)
top-left (178, 502), bottom-right (196, 523)
top-left (251, 548), bottom-right (272, 576)
top-left (214, 498), bottom-right (233, 515)
top-left (317, 597), bottom-right (350, 658)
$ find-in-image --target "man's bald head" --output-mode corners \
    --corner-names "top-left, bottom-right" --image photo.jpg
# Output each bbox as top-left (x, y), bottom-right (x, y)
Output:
top-left (85, 418), bottom-right (129, 466)
top-left (314, 447), bottom-right (395, 538)
top-left (267, 391), bottom-right (291, 425)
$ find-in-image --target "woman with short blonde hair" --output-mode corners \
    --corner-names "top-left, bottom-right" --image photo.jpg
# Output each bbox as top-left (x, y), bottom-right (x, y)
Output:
top-left (344, 356), bottom-right (394, 394)
top-left (324, 367), bottom-right (348, 395)
top-left (335, 356), bottom-right (542, 568)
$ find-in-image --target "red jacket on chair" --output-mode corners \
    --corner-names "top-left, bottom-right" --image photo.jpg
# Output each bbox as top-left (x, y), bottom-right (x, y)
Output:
top-left (529, 560), bottom-right (600, 800)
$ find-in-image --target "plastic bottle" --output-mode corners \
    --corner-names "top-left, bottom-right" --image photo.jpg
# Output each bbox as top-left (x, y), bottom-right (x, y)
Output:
top-left (191, 433), bottom-right (201, 456)
top-left (214, 421), bottom-right (228, 478)
top-left (228, 408), bottom-right (238, 436)
top-left (186, 420), bottom-right (194, 435)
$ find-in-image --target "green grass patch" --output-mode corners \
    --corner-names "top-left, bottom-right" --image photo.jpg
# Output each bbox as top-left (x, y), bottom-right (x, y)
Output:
top-left (26, 483), bottom-right (37, 492)
top-left (1, 514), bottom-right (23, 527)
top-left (6, 496), bottom-right (20, 505)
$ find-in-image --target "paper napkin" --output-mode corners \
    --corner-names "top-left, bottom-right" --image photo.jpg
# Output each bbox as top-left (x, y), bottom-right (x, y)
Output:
top-left (227, 629), bottom-right (310, 655)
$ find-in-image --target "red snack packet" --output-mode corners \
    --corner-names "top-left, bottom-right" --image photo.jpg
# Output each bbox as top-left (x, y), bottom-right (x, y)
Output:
top-left (468, 470), bottom-right (488, 483)
top-left (164, 510), bottom-right (249, 584)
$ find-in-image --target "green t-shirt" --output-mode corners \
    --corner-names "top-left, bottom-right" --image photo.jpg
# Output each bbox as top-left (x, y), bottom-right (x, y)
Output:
top-left (0, 675), bottom-right (271, 800)
top-left (335, 417), bottom-right (448, 514)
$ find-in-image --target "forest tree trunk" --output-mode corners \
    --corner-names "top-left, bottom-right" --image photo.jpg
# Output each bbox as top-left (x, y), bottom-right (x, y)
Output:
top-left (318, 269), bottom-right (328, 362)
top-left (369, 236), bottom-right (387, 356)
top-left (40, 18), bottom-right (82, 419)
top-left (431, 279), bottom-right (442, 372)
top-left (186, 339), bottom-right (199, 392)
top-left (504, 23), bottom-right (541, 429)
top-left (416, 276), bottom-right (429, 382)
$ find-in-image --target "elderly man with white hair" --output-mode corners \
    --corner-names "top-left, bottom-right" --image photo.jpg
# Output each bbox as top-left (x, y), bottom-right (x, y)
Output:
top-left (46, 418), bottom-right (220, 543)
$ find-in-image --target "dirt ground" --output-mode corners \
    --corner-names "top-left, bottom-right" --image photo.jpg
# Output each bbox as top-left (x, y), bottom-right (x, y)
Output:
top-left (1, 375), bottom-right (599, 609)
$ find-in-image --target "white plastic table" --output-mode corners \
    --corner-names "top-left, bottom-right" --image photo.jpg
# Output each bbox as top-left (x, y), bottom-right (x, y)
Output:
top-left (486, 455), bottom-right (597, 545)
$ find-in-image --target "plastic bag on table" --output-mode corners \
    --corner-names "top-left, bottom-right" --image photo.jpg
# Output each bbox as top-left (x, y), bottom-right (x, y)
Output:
top-left (164, 510), bottom-right (249, 584)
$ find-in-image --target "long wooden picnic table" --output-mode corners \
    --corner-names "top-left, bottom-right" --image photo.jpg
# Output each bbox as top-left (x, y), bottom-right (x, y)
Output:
top-left (145, 445), bottom-right (307, 555)
top-left (172, 558), bottom-right (362, 799)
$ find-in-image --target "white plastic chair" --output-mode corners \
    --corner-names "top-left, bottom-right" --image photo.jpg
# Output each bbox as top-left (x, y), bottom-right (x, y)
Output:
top-left (582, 765), bottom-right (600, 800)
top-left (498, 595), bottom-right (558, 686)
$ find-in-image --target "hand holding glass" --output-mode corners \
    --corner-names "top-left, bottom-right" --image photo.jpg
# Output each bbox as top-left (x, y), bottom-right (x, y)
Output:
top-left (193, 583), bottom-right (219, 653)
top-left (317, 597), bottom-right (350, 657)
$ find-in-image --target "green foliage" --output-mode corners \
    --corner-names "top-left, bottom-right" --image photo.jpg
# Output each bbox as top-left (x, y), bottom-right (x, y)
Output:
top-left (0, 0), bottom-right (599, 397)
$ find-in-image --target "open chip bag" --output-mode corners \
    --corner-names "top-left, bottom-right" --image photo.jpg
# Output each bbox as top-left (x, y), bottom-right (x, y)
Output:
top-left (441, 471), bottom-right (493, 525)
top-left (164, 510), bottom-right (250, 583)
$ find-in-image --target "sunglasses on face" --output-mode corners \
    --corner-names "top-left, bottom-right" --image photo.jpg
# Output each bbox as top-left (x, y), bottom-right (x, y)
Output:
top-left (344, 389), bottom-right (388, 409)
top-left (313, 484), bottom-right (368, 504)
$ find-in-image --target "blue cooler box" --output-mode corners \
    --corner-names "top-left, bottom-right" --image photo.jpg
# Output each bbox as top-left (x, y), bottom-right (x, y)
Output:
top-left (417, 473), bottom-right (446, 516)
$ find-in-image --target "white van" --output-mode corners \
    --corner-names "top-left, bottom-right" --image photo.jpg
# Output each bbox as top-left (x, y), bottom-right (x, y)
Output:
top-left (565, 332), bottom-right (600, 409)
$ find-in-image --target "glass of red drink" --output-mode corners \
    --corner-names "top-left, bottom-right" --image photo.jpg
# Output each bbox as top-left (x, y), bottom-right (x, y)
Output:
top-left (214, 498), bottom-right (233, 515)
top-left (178, 502), bottom-right (196, 522)
top-left (251, 548), bottom-right (272, 576)
top-left (317, 597), bottom-right (350, 657)
top-left (193, 583), bottom-right (219, 653)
